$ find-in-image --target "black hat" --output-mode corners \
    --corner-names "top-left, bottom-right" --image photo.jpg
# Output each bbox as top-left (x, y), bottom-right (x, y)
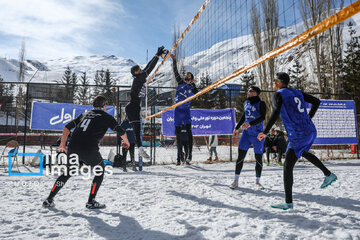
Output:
top-left (275, 72), bottom-right (290, 85)
top-left (249, 86), bottom-right (261, 95)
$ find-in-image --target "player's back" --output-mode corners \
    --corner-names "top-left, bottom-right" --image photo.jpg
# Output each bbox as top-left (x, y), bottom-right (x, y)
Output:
top-left (277, 88), bottom-right (315, 140)
top-left (69, 110), bottom-right (114, 151)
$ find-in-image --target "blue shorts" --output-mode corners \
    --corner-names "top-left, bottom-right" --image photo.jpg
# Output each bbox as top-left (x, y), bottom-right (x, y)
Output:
top-left (238, 130), bottom-right (264, 154)
top-left (287, 131), bottom-right (316, 158)
top-left (174, 107), bottom-right (191, 127)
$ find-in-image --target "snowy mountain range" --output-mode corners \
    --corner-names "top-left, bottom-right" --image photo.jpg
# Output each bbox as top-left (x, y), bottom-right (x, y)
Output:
top-left (0, 14), bottom-right (358, 89)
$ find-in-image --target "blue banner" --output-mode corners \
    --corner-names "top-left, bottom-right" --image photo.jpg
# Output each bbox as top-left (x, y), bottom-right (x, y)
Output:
top-left (309, 100), bottom-right (358, 145)
top-left (162, 109), bottom-right (236, 136)
top-left (30, 102), bottom-right (115, 131)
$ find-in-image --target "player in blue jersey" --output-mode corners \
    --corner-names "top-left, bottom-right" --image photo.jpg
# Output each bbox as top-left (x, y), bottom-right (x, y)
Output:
top-left (258, 72), bottom-right (337, 210)
top-left (229, 86), bottom-right (267, 190)
top-left (170, 53), bottom-right (198, 165)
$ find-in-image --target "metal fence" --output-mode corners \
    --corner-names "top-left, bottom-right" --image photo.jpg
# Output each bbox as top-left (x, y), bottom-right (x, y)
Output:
top-left (0, 81), bottom-right (359, 164)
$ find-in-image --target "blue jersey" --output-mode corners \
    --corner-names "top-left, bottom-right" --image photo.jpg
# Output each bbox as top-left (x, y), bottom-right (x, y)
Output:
top-left (120, 120), bottom-right (135, 144)
top-left (277, 88), bottom-right (316, 141)
top-left (243, 100), bottom-right (264, 136)
top-left (175, 83), bottom-right (194, 109)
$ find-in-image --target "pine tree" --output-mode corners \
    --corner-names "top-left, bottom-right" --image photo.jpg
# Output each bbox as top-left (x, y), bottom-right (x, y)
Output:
top-left (288, 59), bottom-right (309, 91)
top-left (191, 73), bottom-right (214, 109)
top-left (59, 66), bottom-right (73, 102)
top-left (235, 71), bottom-right (256, 118)
top-left (342, 21), bottom-right (360, 96)
top-left (71, 72), bottom-right (78, 101)
top-left (76, 72), bottom-right (90, 105)
top-left (0, 75), bottom-right (13, 111)
top-left (103, 69), bottom-right (116, 105)
top-left (93, 70), bottom-right (102, 97)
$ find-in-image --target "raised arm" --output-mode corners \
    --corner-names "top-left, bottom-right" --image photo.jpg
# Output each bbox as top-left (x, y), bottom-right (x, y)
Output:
top-left (143, 55), bottom-right (160, 76)
top-left (171, 54), bottom-right (182, 83)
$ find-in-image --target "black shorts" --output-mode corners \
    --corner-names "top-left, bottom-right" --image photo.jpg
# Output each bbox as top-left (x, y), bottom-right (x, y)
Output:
top-left (67, 149), bottom-right (103, 167)
top-left (125, 103), bottom-right (141, 122)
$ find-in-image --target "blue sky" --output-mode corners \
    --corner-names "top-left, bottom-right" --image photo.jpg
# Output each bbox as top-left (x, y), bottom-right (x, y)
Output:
top-left (0, 0), bottom-right (353, 64)
top-left (0, 0), bottom-right (204, 64)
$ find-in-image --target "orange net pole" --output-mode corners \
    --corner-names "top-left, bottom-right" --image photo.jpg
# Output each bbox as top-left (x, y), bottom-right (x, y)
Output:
top-left (146, 0), bottom-right (360, 120)
top-left (144, 0), bottom-right (210, 119)
top-left (145, 0), bottom-right (211, 86)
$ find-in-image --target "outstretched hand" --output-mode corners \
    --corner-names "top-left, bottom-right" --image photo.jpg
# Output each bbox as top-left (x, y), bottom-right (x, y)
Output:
top-left (156, 46), bottom-right (165, 56)
top-left (57, 145), bottom-right (67, 153)
top-left (257, 132), bottom-right (266, 141)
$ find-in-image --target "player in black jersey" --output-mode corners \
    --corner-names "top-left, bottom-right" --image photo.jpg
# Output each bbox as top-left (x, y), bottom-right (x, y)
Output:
top-left (125, 46), bottom-right (166, 159)
top-left (42, 95), bottom-right (130, 209)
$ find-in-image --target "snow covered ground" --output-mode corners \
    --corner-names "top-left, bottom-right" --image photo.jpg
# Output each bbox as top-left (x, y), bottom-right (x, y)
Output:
top-left (0, 148), bottom-right (359, 240)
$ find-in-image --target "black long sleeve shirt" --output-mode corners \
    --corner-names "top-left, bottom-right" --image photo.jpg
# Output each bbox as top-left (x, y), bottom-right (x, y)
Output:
top-left (130, 56), bottom-right (159, 105)
top-left (263, 89), bottom-right (321, 134)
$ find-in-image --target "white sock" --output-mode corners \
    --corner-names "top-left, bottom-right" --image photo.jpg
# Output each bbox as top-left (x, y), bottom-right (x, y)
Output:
top-left (234, 174), bottom-right (240, 181)
top-left (256, 177), bottom-right (260, 184)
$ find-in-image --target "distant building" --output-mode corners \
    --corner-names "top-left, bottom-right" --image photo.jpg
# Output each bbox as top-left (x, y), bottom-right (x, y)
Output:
top-left (213, 84), bottom-right (243, 100)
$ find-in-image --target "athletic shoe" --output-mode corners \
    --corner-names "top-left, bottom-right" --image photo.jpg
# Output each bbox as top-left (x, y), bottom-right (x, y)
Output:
top-left (132, 166), bottom-right (138, 171)
top-left (321, 173), bottom-right (337, 189)
top-left (185, 160), bottom-right (191, 165)
top-left (229, 180), bottom-right (238, 189)
top-left (277, 161), bottom-right (283, 166)
top-left (139, 149), bottom-right (150, 159)
top-left (255, 182), bottom-right (265, 190)
top-left (176, 161), bottom-right (181, 166)
top-left (270, 203), bottom-right (293, 210)
top-left (42, 199), bottom-right (55, 208)
top-left (266, 162), bottom-right (270, 166)
top-left (86, 199), bottom-right (106, 209)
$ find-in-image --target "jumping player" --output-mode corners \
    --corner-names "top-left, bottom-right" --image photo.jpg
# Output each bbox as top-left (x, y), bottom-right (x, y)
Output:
top-left (170, 53), bottom-right (198, 165)
top-left (42, 95), bottom-right (130, 209)
top-left (258, 72), bottom-right (337, 210)
top-left (126, 46), bottom-right (166, 159)
top-left (230, 86), bottom-right (266, 189)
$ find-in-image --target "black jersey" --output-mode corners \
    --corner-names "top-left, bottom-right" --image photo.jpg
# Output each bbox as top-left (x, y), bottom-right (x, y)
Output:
top-left (129, 56), bottom-right (159, 106)
top-left (65, 109), bottom-right (125, 151)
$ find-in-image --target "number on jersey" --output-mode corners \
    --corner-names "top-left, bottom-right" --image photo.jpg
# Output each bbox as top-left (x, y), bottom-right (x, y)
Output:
top-left (294, 97), bottom-right (304, 113)
top-left (80, 119), bottom-right (91, 131)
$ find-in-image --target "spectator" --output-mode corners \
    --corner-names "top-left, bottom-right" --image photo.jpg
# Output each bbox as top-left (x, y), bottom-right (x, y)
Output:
top-left (274, 128), bottom-right (287, 165)
top-left (208, 135), bottom-right (218, 162)
top-left (40, 132), bottom-right (46, 150)
top-left (264, 128), bottom-right (277, 166)
top-left (120, 116), bottom-right (137, 171)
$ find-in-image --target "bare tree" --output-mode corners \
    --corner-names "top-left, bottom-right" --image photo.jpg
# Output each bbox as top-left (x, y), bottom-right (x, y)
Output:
top-left (326, 0), bottom-right (344, 96)
top-left (15, 41), bottom-right (26, 131)
top-left (300, 0), bottom-right (326, 92)
top-left (251, 0), bottom-right (279, 121)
